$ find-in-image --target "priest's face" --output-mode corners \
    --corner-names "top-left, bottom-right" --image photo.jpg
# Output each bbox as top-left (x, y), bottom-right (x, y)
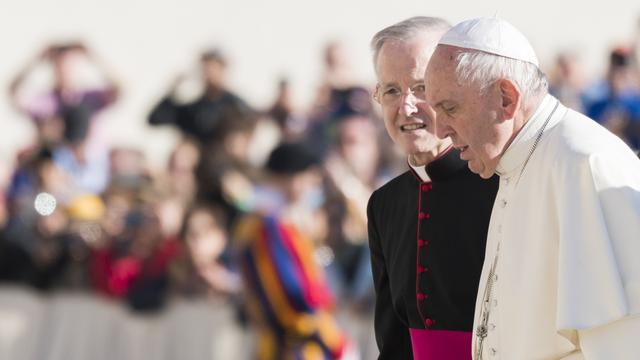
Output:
top-left (425, 45), bottom-right (512, 179)
top-left (374, 33), bottom-right (445, 165)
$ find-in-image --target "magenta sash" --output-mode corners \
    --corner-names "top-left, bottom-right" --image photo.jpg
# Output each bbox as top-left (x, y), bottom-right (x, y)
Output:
top-left (409, 328), bottom-right (472, 360)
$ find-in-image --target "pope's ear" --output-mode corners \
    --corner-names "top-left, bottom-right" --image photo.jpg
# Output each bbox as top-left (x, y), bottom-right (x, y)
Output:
top-left (497, 79), bottom-right (521, 119)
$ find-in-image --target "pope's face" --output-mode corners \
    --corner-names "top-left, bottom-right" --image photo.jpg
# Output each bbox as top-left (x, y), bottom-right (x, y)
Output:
top-left (425, 45), bottom-right (515, 179)
top-left (374, 34), bottom-right (443, 160)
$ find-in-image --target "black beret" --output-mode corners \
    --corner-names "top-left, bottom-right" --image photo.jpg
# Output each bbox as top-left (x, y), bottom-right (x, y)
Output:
top-left (266, 142), bottom-right (319, 175)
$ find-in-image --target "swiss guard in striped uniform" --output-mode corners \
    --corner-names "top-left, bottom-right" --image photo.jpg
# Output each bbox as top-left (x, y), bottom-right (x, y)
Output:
top-left (235, 143), bottom-right (353, 360)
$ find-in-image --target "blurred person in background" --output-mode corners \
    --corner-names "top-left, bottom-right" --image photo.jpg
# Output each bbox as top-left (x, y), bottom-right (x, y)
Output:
top-left (14, 203), bottom-right (74, 291)
top-left (583, 46), bottom-right (640, 150)
top-left (148, 48), bottom-right (261, 230)
top-left (8, 41), bottom-right (120, 148)
top-left (367, 17), bottom-right (498, 359)
top-left (267, 78), bottom-right (308, 142)
top-left (548, 50), bottom-right (587, 112)
top-left (234, 142), bottom-right (356, 360)
top-left (170, 203), bottom-right (240, 298)
top-left (633, 15), bottom-right (640, 76)
top-left (310, 40), bottom-right (362, 117)
top-left (322, 114), bottom-right (389, 358)
top-left (5, 200), bottom-right (71, 291)
top-left (50, 103), bottom-right (110, 194)
top-left (159, 140), bottom-right (200, 205)
top-left (3, 146), bottom-right (107, 291)
top-left (148, 48), bottom-right (254, 148)
top-left (306, 41), bottom-right (375, 159)
top-left (195, 108), bottom-right (260, 229)
top-left (60, 194), bottom-right (107, 288)
top-left (323, 114), bottom-right (384, 309)
top-left (320, 41), bottom-right (358, 90)
top-left (109, 147), bottom-right (152, 193)
top-left (306, 86), bottom-right (374, 160)
top-left (5, 148), bottom-right (72, 255)
top-left (0, 233), bottom-right (34, 285)
top-left (631, 16), bottom-right (640, 157)
top-left (6, 43), bottom-right (117, 243)
top-left (90, 183), bottom-right (181, 312)
top-left (0, 189), bottom-right (34, 284)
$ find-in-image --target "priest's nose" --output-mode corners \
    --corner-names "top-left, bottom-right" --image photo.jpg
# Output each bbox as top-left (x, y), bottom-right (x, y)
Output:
top-left (400, 94), bottom-right (418, 116)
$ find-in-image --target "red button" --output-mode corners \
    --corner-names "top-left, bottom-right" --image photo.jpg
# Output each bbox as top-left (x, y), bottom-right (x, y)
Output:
top-left (421, 184), bottom-right (432, 192)
top-left (419, 212), bottom-right (427, 219)
top-left (418, 239), bottom-right (425, 247)
top-left (417, 293), bottom-right (425, 301)
top-left (417, 266), bottom-right (424, 274)
top-left (425, 318), bottom-right (435, 327)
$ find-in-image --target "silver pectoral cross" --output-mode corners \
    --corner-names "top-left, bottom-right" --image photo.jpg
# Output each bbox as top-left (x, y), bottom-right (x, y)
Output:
top-left (476, 324), bottom-right (488, 339)
top-left (474, 302), bottom-right (491, 359)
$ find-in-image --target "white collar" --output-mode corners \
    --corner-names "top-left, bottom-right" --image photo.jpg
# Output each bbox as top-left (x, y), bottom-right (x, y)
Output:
top-left (408, 157), bottom-right (431, 182)
top-left (496, 94), bottom-right (564, 176)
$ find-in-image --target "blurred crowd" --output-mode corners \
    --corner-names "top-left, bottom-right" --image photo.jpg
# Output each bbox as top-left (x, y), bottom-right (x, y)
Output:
top-left (2, 18), bottom-right (640, 358)
top-left (0, 40), bottom-right (399, 359)
top-left (548, 35), bottom-right (640, 149)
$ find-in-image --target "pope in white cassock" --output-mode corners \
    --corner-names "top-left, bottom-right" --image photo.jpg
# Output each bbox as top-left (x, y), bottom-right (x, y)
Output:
top-left (425, 17), bottom-right (640, 359)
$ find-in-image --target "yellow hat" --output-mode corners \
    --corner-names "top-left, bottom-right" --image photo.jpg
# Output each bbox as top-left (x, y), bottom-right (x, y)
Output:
top-left (67, 194), bottom-right (106, 221)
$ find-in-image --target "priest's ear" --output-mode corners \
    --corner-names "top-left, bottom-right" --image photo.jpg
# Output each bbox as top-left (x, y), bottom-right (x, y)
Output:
top-left (496, 79), bottom-right (521, 120)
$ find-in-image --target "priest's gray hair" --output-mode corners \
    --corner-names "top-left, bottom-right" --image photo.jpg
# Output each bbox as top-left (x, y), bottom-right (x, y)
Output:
top-left (371, 16), bottom-right (451, 71)
top-left (454, 50), bottom-right (548, 99)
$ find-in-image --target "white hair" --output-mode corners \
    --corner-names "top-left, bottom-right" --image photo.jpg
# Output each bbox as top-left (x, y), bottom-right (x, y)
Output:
top-left (454, 50), bottom-right (548, 99)
top-left (371, 16), bottom-right (451, 70)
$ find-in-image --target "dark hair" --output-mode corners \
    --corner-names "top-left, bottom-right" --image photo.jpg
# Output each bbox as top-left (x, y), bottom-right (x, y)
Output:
top-left (59, 104), bottom-right (92, 144)
top-left (210, 106), bottom-right (258, 143)
top-left (371, 16), bottom-right (451, 69)
top-left (265, 142), bottom-right (320, 175)
top-left (610, 47), bottom-right (631, 68)
top-left (50, 42), bottom-right (84, 57)
top-left (200, 48), bottom-right (227, 66)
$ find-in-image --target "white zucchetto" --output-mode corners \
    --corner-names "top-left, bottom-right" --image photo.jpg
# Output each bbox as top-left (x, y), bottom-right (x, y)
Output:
top-left (438, 17), bottom-right (539, 67)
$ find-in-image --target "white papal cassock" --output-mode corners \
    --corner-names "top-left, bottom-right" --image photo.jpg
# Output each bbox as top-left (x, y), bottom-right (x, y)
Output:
top-left (473, 94), bottom-right (640, 359)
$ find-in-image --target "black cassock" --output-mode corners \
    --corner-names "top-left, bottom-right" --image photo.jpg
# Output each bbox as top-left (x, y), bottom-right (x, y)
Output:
top-left (367, 148), bottom-right (498, 359)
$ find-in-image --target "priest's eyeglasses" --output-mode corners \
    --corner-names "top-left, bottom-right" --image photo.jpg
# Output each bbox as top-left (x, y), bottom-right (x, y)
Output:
top-left (374, 83), bottom-right (427, 106)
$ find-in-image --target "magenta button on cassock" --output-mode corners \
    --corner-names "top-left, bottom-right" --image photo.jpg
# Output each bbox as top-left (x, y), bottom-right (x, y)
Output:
top-left (409, 328), bottom-right (472, 360)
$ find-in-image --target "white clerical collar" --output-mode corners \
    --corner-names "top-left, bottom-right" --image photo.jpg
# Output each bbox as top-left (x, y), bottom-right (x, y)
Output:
top-left (408, 157), bottom-right (431, 182)
top-left (496, 94), bottom-right (563, 176)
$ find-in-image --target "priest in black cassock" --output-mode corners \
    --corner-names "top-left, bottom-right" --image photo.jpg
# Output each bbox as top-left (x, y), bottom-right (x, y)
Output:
top-left (367, 17), bottom-right (499, 360)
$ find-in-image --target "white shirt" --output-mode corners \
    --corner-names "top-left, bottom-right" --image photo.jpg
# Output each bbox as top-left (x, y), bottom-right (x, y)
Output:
top-left (473, 95), bottom-right (640, 359)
